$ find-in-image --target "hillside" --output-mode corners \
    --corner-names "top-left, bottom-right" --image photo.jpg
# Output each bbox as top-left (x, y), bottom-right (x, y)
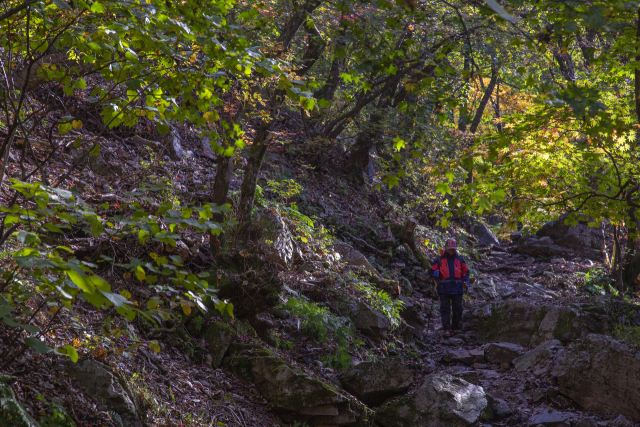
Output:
top-left (2, 1), bottom-right (640, 427)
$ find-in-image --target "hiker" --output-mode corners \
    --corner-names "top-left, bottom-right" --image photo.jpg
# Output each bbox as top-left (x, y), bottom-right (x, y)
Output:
top-left (430, 238), bottom-right (470, 337)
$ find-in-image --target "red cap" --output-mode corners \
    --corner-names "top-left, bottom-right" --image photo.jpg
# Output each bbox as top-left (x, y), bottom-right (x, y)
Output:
top-left (445, 239), bottom-right (457, 250)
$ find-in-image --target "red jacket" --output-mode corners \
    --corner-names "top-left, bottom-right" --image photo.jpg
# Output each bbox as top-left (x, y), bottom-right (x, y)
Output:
top-left (431, 251), bottom-right (469, 294)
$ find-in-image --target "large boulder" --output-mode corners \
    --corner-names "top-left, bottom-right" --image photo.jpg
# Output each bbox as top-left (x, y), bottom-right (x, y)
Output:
top-left (0, 375), bottom-right (39, 427)
top-left (537, 214), bottom-right (605, 261)
top-left (471, 223), bottom-right (500, 247)
top-left (468, 300), bottom-right (610, 346)
top-left (203, 321), bottom-right (236, 368)
top-left (340, 357), bottom-right (413, 406)
top-left (255, 210), bottom-right (302, 269)
top-left (224, 342), bottom-right (364, 425)
top-left (516, 235), bottom-right (575, 258)
top-left (66, 360), bottom-right (145, 427)
top-left (550, 334), bottom-right (640, 422)
top-left (376, 372), bottom-right (489, 427)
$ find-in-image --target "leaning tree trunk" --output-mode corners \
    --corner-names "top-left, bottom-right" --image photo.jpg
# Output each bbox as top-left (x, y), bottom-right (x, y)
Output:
top-left (236, 122), bottom-right (275, 242)
top-left (464, 62), bottom-right (500, 184)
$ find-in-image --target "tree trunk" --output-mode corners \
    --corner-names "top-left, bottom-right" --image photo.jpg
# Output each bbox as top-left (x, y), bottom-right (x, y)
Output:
top-left (236, 122), bottom-right (275, 242)
top-left (209, 155), bottom-right (234, 254)
top-left (296, 21), bottom-right (326, 76)
top-left (464, 62), bottom-right (500, 184)
top-left (277, 0), bottom-right (324, 53)
top-left (577, 28), bottom-right (596, 67)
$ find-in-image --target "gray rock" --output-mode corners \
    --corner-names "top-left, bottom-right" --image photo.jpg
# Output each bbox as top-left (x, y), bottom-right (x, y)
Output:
top-left (200, 137), bottom-right (216, 160)
top-left (0, 375), bottom-right (39, 427)
top-left (469, 300), bottom-right (609, 347)
top-left (469, 277), bottom-right (499, 300)
top-left (574, 418), bottom-right (598, 427)
top-left (492, 398), bottom-right (513, 420)
top-left (513, 340), bottom-right (562, 373)
top-left (550, 334), bottom-right (640, 423)
top-left (354, 303), bottom-right (390, 339)
top-left (332, 243), bottom-right (380, 276)
top-left (162, 128), bottom-right (183, 160)
top-left (472, 223), bottom-right (500, 247)
top-left (376, 372), bottom-right (489, 427)
top-left (224, 342), bottom-right (364, 425)
top-left (516, 235), bottom-right (575, 258)
top-left (443, 349), bottom-right (484, 365)
top-left (510, 231), bottom-right (524, 242)
top-left (340, 357), bottom-right (413, 406)
top-left (66, 360), bottom-right (144, 427)
top-left (527, 408), bottom-right (570, 426)
top-left (255, 211), bottom-right (302, 268)
top-left (485, 342), bottom-right (524, 364)
top-left (536, 214), bottom-right (605, 261)
top-left (203, 321), bottom-right (236, 368)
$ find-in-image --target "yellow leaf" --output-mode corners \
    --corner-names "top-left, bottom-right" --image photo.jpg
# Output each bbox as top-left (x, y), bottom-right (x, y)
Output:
top-left (72, 120), bottom-right (83, 130)
top-left (182, 303), bottom-right (192, 316)
top-left (119, 290), bottom-right (132, 299)
top-left (204, 111), bottom-right (219, 122)
top-left (123, 272), bottom-right (132, 279)
top-left (424, 239), bottom-right (429, 246)
top-left (189, 53), bottom-right (197, 63)
top-left (149, 252), bottom-right (158, 260)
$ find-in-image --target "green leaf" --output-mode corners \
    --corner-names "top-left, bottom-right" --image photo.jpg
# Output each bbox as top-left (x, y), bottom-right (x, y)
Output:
top-left (53, 0), bottom-right (72, 10)
top-left (25, 337), bottom-right (51, 354)
top-left (485, 0), bottom-right (518, 22)
top-left (16, 230), bottom-right (38, 245)
top-left (90, 2), bottom-right (106, 14)
top-left (138, 229), bottom-right (150, 244)
top-left (58, 344), bottom-right (79, 362)
top-left (436, 182), bottom-right (452, 195)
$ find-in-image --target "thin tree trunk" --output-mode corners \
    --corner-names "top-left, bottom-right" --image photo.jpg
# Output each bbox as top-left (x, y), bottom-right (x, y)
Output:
top-left (236, 122), bottom-right (275, 242)
top-left (277, 0), bottom-right (324, 53)
top-left (464, 62), bottom-right (500, 184)
top-left (210, 155), bottom-right (234, 253)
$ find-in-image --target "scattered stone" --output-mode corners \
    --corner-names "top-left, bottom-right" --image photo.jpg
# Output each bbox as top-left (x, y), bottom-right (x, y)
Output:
top-left (550, 258), bottom-right (566, 264)
top-left (340, 357), bottom-right (413, 406)
top-left (66, 360), bottom-right (144, 427)
top-left (510, 231), bottom-right (524, 242)
top-left (472, 223), bottom-right (500, 247)
top-left (492, 398), bottom-right (513, 420)
top-left (513, 339), bottom-right (562, 373)
top-left (354, 303), bottom-right (390, 339)
top-left (200, 137), bottom-right (215, 159)
top-left (443, 349), bottom-right (475, 365)
top-left (456, 371), bottom-right (479, 385)
top-left (550, 334), bottom-right (640, 422)
top-left (332, 243), bottom-right (380, 276)
top-left (0, 375), bottom-right (39, 427)
top-left (162, 128), bottom-right (184, 160)
top-left (204, 322), bottom-right (236, 368)
top-left (297, 261), bottom-right (319, 273)
top-left (484, 342), bottom-right (523, 364)
top-left (575, 418), bottom-right (597, 427)
top-left (469, 277), bottom-right (499, 300)
top-left (527, 408), bottom-right (571, 426)
top-left (376, 372), bottom-right (489, 427)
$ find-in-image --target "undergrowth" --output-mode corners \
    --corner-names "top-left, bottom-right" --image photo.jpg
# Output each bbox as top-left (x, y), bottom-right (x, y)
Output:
top-left (285, 297), bottom-right (360, 370)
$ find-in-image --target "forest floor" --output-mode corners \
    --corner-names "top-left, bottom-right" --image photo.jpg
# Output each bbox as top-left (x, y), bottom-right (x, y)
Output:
top-left (2, 117), bottom-right (638, 427)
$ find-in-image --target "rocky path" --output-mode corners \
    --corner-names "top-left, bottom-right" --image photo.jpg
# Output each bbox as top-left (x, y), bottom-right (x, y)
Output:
top-left (386, 235), bottom-right (640, 427)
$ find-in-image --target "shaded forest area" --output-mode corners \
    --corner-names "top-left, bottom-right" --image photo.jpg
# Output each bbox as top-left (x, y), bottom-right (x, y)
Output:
top-left (1, 0), bottom-right (640, 426)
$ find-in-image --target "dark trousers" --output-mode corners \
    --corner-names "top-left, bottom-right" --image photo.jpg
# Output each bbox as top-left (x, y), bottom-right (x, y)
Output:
top-left (439, 294), bottom-right (463, 330)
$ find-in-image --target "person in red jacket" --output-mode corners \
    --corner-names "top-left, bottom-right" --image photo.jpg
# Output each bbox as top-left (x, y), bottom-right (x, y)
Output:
top-left (431, 239), bottom-right (470, 337)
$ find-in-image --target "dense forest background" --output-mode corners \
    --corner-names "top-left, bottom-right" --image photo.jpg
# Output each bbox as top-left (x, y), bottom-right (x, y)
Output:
top-left (2, 0), bottom-right (640, 426)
